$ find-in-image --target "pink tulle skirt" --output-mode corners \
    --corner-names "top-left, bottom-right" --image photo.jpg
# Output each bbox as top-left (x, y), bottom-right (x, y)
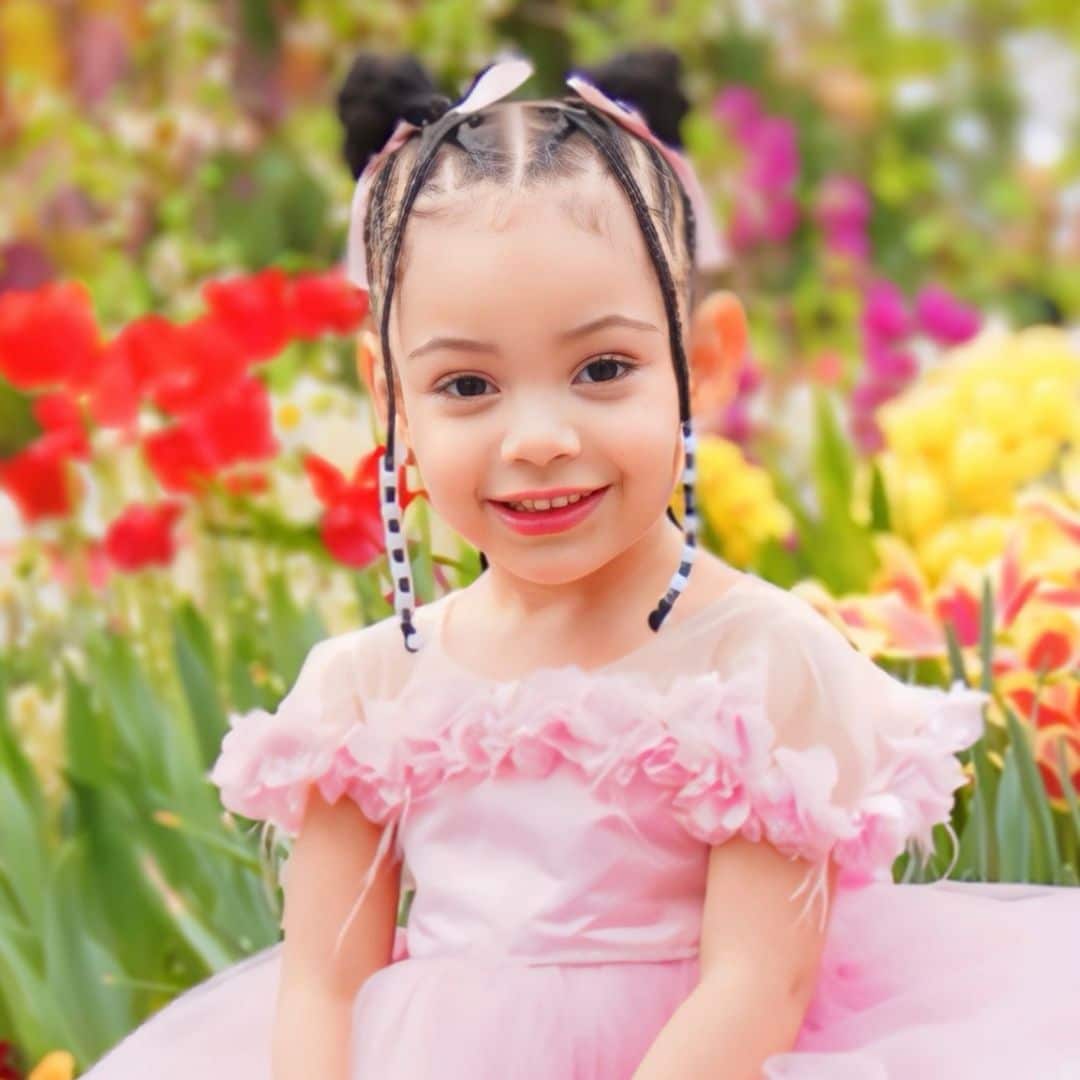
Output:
top-left (84, 880), bottom-right (1080, 1079)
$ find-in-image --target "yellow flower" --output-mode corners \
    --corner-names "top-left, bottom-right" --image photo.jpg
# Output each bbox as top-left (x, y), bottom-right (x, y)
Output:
top-left (897, 462), bottom-right (948, 541)
top-left (1010, 605), bottom-right (1080, 675)
top-left (878, 325), bottom-right (1079, 546)
top-left (0, 1), bottom-right (67, 86)
top-left (916, 516), bottom-right (1011, 583)
top-left (948, 427), bottom-right (1003, 497)
top-left (1062, 446), bottom-right (1080, 505)
top-left (690, 435), bottom-right (793, 565)
top-left (29, 1050), bottom-right (75, 1080)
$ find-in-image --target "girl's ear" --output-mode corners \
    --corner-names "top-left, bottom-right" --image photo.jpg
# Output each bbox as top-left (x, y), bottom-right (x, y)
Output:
top-left (357, 330), bottom-right (416, 465)
top-left (688, 290), bottom-right (748, 416)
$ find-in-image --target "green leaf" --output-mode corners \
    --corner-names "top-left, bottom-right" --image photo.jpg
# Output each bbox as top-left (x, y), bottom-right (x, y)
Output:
top-left (90, 632), bottom-right (208, 810)
top-left (810, 388), bottom-right (856, 517)
top-left (172, 602), bottom-right (229, 769)
top-left (0, 913), bottom-right (77, 1064)
top-left (1003, 705), bottom-right (1060, 881)
top-left (995, 746), bottom-right (1032, 880)
top-left (971, 738), bottom-right (1000, 879)
top-left (0, 678), bottom-right (50, 929)
top-left (1054, 734), bottom-right (1080, 841)
top-left (266, 570), bottom-right (325, 686)
top-left (43, 840), bottom-right (135, 1064)
top-left (868, 460), bottom-right (891, 532)
top-left (63, 666), bottom-right (111, 786)
top-left (978, 576), bottom-right (996, 694)
top-left (0, 376), bottom-right (38, 456)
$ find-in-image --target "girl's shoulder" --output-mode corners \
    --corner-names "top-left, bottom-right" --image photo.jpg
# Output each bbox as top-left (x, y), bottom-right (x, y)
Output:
top-left (290, 606), bottom-right (437, 708)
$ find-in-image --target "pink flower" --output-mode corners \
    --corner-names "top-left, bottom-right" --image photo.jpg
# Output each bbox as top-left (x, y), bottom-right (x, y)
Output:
top-left (712, 86), bottom-right (763, 143)
top-left (815, 175), bottom-right (872, 232)
top-left (762, 192), bottom-right (801, 242)
top-left (865, 341), bottom-right (919, 385)
top-left (746, 117), bottom-right (800, 193)
top-left (914, 285), bottom-right (981, 345)
top-left (861, 281), bottom-right (910, 342)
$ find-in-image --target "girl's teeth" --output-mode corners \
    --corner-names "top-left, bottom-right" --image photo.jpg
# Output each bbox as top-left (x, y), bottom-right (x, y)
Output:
top-left (508, 491), bottom-right (588, 512)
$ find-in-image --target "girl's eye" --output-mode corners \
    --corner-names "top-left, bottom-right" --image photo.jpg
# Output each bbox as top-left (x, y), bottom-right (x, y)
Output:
top-left (435, 374), bottom-right (494, 399)
top-left (575, 355), bottom-right (636, 385)
top-left (433, 356), bottom-right (636, 399)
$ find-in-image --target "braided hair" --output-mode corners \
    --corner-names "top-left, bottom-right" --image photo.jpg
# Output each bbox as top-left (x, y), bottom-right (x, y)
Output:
top-left (336, 48), bottom-right (702, 652)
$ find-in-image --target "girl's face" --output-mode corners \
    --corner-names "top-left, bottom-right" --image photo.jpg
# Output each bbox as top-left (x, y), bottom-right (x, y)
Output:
top-left (376, 167), bottom-right (687, 587)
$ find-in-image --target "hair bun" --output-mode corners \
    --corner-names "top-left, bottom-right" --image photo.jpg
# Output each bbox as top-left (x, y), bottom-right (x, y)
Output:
top-left (336, 51), bottom-right (452, 179)
top-left (573, 47), bottom-right (690, 148)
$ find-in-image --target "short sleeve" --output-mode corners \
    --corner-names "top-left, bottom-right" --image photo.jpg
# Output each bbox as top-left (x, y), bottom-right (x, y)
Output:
top-left (680, 582), bottom-right (989, 928)
top-left (207, 631), bottom-right (370, 838)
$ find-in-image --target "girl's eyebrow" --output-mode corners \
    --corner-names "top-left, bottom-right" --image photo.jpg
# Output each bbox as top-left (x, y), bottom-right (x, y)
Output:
top-left (407, 313), bottom-right (660, 362)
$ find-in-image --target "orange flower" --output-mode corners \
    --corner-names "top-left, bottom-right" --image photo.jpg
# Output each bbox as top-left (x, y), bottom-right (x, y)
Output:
top-left (28, 1049), bottom-right (74, 1080)
top-left (688, 290), bottom-right (747, 417)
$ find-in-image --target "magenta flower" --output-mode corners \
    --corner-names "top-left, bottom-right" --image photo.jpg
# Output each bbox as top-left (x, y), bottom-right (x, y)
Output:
top-left (815, 175), bottom-right (872, 232)
top-left (721, 400), bottom-right (754, 444)
top-left (861, 280), bottom-right (910, 342)
top-left (728, 194), bottom-right (766, 252)
top-left (737, 358), bottom-right (764, 396)
top-left (713, 86), bottom-right (763, 143)
top-left (865, 339), bottom-right (919, 386)
top-left (914, 285), bottom-right (981, 345)
top-left (747, 117), bottom-right (800, 193)
top-left (852, 379), bottom-right (899, 413)
top-left (824, 223), bottom-right (871, 262)
top-left (762, 192), bottom-right (800, 243)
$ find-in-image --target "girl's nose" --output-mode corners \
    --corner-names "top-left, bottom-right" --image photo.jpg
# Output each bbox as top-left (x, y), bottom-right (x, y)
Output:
top-left (499, 408), bottom-right (581, 467)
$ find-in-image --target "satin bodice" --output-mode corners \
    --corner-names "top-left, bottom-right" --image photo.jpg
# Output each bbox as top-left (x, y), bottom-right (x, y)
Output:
top-left (397, 761), bottom-right (709, 965)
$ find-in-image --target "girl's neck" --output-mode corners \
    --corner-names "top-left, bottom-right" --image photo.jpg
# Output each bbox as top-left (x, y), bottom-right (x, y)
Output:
top-left (476, 511), bottom-right (688, 626)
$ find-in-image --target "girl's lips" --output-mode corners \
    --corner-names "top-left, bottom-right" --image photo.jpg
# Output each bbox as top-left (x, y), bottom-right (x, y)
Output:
top-left (488, 486), bottom-right (610, 536)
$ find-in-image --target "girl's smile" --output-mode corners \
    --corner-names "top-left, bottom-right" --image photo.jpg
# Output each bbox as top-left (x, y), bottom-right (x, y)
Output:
top-left (488, 483), bottom-right (612, 535)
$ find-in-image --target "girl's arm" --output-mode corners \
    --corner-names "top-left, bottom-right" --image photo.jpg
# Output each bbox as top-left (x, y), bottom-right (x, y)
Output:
top-left (632, 836), bottom-right (836, 1080)
top-left (272, 789), bottom-right (401, 1080)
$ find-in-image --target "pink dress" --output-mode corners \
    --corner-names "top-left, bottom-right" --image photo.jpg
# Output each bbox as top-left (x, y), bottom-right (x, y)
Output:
top-left (84, 573), bottom-right (1080, 1078)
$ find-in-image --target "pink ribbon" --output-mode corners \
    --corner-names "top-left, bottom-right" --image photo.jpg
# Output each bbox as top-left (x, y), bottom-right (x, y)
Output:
top-left (564, 74), bottom-right (728, 273)
top-left (345, 56), bottom-right (728, 291)
top-left (345, 55), bottom-right (534, 291)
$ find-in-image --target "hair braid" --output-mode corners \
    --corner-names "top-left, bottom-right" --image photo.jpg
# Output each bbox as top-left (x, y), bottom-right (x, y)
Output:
top-left (559, 105), bottom-right (698, 631)
top-left (377, 110), bottom-right (473, 652)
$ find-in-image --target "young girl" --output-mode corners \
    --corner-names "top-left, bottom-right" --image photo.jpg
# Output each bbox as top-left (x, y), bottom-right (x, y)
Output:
top-left (85, 48), bottom-right (1080, 1080)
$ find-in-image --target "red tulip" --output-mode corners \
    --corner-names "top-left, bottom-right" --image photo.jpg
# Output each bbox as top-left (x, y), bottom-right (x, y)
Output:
top-left (144, 375), bottom-right (278, 492)
top-left (0, 436), bottom-right (79, 522)
top-left (303, 447), bottom-right (422, 569)
top-left (91, 314), bottom-right (187, 427)
top-left (146, 316), bottom-right (251, 416)
top-left (104, 501), bottom-right (184, 571)
top-left (201, 268), bottom-right (294, 363)
top-left (33, 391), bottom-right (89, 459)
top-left (290, 271), bottom-right (369, 338)
top-left (0, 280), bottom-right (103, 391)
top-left (0, 1037), bottom-right (21, 1080)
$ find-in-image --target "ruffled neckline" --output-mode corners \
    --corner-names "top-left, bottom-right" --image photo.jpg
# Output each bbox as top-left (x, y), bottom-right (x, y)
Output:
top-left (411, 571), bottom-right (756, 688)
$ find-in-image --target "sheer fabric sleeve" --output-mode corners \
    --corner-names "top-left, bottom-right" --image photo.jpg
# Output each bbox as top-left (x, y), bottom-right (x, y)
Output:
top-left (207, 630), bottom-right (371, 838)
top-left (676, 583), bottom-right (989, 929)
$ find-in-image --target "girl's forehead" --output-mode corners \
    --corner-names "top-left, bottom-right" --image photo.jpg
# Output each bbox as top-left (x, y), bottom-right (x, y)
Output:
top-left (404, 176), bottom-right (652, 273)
top-left (394, 195), bottom-right (663, 335)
